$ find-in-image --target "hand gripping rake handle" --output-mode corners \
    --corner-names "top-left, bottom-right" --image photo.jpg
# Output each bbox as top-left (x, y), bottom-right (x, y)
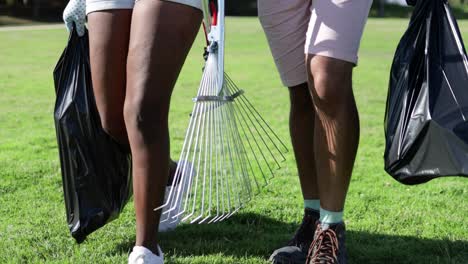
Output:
top-left (202, 0), bottom-right (225, 95)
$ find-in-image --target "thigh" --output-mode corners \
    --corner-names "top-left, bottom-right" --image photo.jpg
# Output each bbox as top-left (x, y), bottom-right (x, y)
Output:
top-left (162, 0), bottom-right (201, 10)
top-left (258, 0), bottom-right (311, 87)
top-left (306, 0), bottom-right (373, 65)
top-left (87, 10), bottom-right (132, 126)
top-left (86, 0), bottom-right (135, 15)
top-left (125, 0), bottom-right (202, 112)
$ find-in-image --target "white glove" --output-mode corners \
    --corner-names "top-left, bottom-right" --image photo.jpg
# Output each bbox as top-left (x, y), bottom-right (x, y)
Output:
top-left (63, 0), bottom-right (86, 36)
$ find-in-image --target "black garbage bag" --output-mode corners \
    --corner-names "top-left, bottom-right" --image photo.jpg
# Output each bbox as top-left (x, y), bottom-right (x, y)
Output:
top-left (53, 28), bottom-right (132, 243)
top-left (384, 0), bottom-right (468, 185)
top-left (406, 0), bottom-right (417, 6)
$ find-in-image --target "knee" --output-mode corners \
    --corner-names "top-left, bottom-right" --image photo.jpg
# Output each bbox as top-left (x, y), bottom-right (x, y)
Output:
top-left (123, 98), bottom-right (169, 144)
top-left (308, 57), bottom-right (353, 117)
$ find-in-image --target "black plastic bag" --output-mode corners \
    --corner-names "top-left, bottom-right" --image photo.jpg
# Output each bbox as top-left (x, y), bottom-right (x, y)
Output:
top-left (384, 0), bottom-right (468, 185)
top-left (53, 28), bottom-right (132, 243)
top-left (406, 0), bottom-right (417, 6)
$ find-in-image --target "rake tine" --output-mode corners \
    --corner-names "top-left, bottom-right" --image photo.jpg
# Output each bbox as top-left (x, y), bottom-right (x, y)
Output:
top-left (212, 70), bottom-right (223, 223)
top-left (225, 75), bottom-right (289, 155)
top-left (166, 162), bottom-right (188, 218)
top-left (209, 92), bottom-right (221, 224)
top-left (221, 102), bottom-right (241, 213)
top-left (215, 106), bottom-right (227, 222)
top-left (206, 66), bottom-right (219, 221)
top-left (228, 91), bottom-right (284, 172)
top-left (182, 98), bottom-right (208, 223)
top-left (189, 66), bottom-right (217, 224)
top-left (228, 101), bottom-right (255, 197)
top-left (208, 131), bottom-right (222, 223)
top-left (233, 97), bottom-right (285, 174)
top-left (158, 115), bottom-right (195, 215)
top-left (164, 67), bottom-right (211, 215)
top-left (166, 118), bottom-right (198, 217)
top-left (190, 106), bottom-right (212, 224)
top-left (198, 215), bottom-right (212, 224)
top-left (232, 102), bottom-right (253, 200)
top-left (201, 61), bottom-right (219, 223)
top-left (224, 101), bottom-right (251, 205)
top-left (204, 96), bottom-right (214, 222)
top-left (185, 103), bottom-right (207, 218)
top-left (225, 79), bottom-right (288, 171)
top-left (172, 63), bottom-right (213, 219)
top-left (230, 103), bottom-right (247, 209)
top-left (227, 103), bottom-right (246, 213)
top-left (156, 100), bottom-right (199, 214)
top-left (226, 207), bottom-right (241, 219)
top-left (229, 88), bottom-right (276, 180)
top-left (229, 100), bottom-right (265, 189)
top-left (229, 99), bottom-right (267, 188)
top-left (216, 92), bottom-right (229, 222)
top-left (220, 100), bottom-right (237, 218)
top-left (207, 69), bottom-right (224, 224)
top-left (164, 61), bottom-right (217, 215)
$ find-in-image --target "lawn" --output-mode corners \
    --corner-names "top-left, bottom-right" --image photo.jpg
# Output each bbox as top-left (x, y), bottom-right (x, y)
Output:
top-left (0, 17), bottom-right (467, 264)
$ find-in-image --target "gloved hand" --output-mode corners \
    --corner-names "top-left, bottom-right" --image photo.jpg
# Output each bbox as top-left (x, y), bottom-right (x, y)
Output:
top-left (63, 0), bottom-right (86, 36)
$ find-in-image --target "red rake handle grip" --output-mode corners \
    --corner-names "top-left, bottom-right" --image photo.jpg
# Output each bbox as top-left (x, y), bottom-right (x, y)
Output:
top-left (202, 0), bottom-right (218, 45)
top-left (210, 1), bottom-right (217, 26)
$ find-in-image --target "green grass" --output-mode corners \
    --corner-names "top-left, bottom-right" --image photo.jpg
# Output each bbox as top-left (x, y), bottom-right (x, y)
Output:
top-left (1, 17), bottom-right (467, 264)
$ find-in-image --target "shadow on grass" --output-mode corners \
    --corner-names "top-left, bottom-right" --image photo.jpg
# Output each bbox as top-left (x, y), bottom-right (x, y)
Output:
top-left (113, 213), bottom-right (467, 263)
top-left (113, 212), bottom-right (296, 258)
top-left (347, 230), bottom-right (467, 263)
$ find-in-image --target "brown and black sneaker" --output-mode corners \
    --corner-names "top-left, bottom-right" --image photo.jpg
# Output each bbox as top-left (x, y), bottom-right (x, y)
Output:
top-left (306, 222), bottom-right (347, 264)
top-left (269, 209), bottom-right (319, 264)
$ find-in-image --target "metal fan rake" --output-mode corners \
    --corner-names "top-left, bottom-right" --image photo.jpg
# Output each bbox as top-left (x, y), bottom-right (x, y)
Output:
top-left (156, 0), bottom-right (288, 224)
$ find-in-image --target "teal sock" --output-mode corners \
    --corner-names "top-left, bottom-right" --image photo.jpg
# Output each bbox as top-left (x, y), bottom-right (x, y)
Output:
top-left (320, 208), bottom-right (343, 225)
top-left (304, 199), bottom-right (320, 211)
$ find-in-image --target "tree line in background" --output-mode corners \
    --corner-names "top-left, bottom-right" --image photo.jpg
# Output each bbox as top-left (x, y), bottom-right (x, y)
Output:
top-left (0, 0), bottom-right (63, 18)
top-left (0, 0), bottom-right (466, 20)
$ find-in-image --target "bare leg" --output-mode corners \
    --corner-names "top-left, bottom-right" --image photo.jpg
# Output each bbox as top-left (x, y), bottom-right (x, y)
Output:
top-left (124, 0), bottom-right (202, 254)
top-left (307, 55), bottom-right (359, 212)
top-left (88, 10), bottom-right (132, 146)
top-left (288, 83), bottom-right (319, 200)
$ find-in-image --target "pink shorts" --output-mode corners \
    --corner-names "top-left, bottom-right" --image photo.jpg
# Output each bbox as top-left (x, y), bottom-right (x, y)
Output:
top-left (258, 0), bottom-right (373, 87)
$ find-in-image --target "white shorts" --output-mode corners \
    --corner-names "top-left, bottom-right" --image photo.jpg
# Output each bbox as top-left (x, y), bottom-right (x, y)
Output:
top-left (86, 0), bottom-right (202, 15)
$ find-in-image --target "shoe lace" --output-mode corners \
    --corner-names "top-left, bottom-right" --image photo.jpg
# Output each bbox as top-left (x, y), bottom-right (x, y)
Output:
top-left (307, 225), bottom-right (339, 264)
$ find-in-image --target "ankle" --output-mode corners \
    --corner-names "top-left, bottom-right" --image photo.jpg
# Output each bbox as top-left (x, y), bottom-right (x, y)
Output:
top-left (319, 208), bottom-right (344, 225)
top-left (304, 199), bottom-right (320, 211)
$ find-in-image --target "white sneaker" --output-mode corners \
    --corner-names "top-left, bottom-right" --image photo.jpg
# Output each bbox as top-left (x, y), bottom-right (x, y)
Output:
top-left (158, 161), bottom-right (196, 232)
top-left (128, 246), bottom-right (164, 264)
